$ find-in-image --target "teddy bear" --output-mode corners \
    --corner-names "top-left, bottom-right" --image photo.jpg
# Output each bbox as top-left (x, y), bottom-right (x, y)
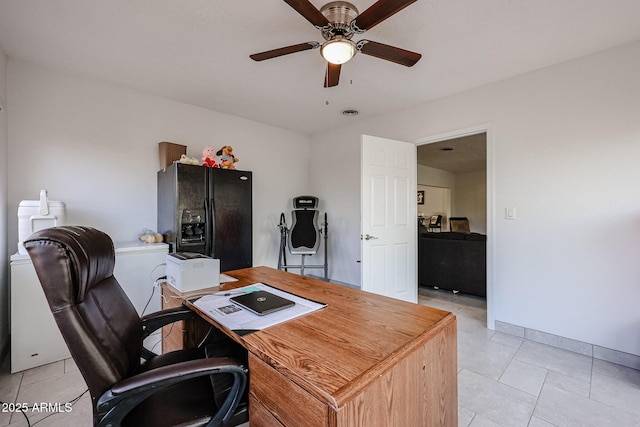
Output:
top-left (178, 154), bottom-right (200, 165)
top-left (202, 146), bottom-right (219, 168)
top-left (216, 145), bottom-right (239, 170)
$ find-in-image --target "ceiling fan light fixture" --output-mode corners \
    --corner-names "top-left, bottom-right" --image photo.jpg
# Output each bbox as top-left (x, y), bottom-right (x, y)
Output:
top-left (321, 37), bottom-right (356, 65)
top-left (250, 0), bottom-right (421, 87)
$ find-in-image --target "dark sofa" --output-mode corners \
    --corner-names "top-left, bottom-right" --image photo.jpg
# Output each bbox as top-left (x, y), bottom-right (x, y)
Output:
top-left (418, 231), bottom-right (486, 297)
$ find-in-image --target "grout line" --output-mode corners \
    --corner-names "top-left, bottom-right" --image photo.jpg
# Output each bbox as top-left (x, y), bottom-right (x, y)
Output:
top-left (11, 370), bottom-right (25, 425)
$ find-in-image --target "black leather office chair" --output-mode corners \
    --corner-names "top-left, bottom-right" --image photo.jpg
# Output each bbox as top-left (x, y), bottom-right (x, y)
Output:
top-left (24, 226), bottom-right (248, 427)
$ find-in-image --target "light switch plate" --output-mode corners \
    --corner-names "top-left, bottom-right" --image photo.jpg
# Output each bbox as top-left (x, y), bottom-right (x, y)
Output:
top-left (505, 207), bottom-right (517, 220)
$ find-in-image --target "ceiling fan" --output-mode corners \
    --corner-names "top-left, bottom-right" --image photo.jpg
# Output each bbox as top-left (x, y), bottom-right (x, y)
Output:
top-left (250, 0), bottom-right (422, 87)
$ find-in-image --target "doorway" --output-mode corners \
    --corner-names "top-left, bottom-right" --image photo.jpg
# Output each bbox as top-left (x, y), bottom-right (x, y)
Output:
top-left (416, 126), bottom-right (494, 329)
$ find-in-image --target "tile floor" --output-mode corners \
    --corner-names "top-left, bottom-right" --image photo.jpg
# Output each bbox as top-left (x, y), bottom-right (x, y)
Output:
top-left (1, 288), bottom-right (639, 426)
top-left (419, 286), bottom-right (640, 427)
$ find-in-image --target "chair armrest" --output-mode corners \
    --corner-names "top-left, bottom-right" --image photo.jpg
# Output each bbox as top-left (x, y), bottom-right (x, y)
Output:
top-left (108, 357), bottom-right (243, 396)
top-left (141, 306), bottom-right (223, 359)
top-left (97, 357), bottom-right (247, 427)
top-left (141, 306), bottom-right (198, 336)
top-left (140, 306), bottom-right (202, 359)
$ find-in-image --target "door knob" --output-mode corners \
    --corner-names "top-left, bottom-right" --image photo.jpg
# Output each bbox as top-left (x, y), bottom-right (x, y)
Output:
top-left (364, 234), bottom-right (378, 241)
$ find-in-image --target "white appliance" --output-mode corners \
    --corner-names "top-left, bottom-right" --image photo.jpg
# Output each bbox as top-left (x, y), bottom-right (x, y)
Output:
top-left (17, 190), bottom-right (66, 254)
top-left (166, 252), bottom-right (220, 292)
top-left (10, 242), bottom-right (168, 373)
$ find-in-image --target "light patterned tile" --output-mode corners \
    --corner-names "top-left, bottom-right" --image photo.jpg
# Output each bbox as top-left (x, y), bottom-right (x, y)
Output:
top-left (514, 341), bottom-right (592, 383)
top-left (459, 406), bottom-right (475, 427)
top-left (15, 369), bottom-right (89, 425)
top-left (0, 408), bottom-right (12, 426)
top-left (590, 371), bottom-right (640, 416)
top-left (534, 384), bottom-right (640, 426)
top-left (458, 330), bottom-right (517, 381)
top-left (458, 369), bottom-right (536, 427)
top-left (543, 370), bottom-right (590, 398)
top-left (489, 332), bottom-right (524, 349)
top-left (3, 393), bottom-right (92, 427)
top-left (28, 393), bottom-right (91, 427)
top-left (592, 358), bottom-right (640, 384)
top-left (0, 366), bottom-right (22, 402)
top-left (10, 291), bottom-right (640, 427)
top-left (20, 361), bottom-right (65, 386)
top-left (0, 372), bottom-right (23, 427)
top-left (63, 358), bottom-right (79, 374)
top-left (499, 359), bottom-right (547, 396)
top-left (458, 313), bottom-right (495, 338)
top-left (469, 414), bottom-right (502, 427)
top-left (527, 416), bottom-right (559, 427)
top-left (0, 358), bottom-right (24, 427)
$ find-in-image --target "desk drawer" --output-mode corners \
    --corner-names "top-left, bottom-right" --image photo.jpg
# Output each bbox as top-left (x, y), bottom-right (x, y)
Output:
top-left (249, 353), bottom-right (330, 427)
top-left (249, 393), bottom-right (284, 426)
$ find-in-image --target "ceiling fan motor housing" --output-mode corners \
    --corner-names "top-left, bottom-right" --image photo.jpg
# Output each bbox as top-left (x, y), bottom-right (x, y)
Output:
top-left (320, 1), bottom-right (359, 40)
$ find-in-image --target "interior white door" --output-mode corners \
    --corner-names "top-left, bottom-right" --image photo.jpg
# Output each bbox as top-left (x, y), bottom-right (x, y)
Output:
top-left (361, 135), bottom-right (417, 303)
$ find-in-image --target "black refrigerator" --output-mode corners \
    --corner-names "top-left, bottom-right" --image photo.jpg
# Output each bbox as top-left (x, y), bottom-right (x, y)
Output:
top-left (157, 163), bottom-right (252, 272)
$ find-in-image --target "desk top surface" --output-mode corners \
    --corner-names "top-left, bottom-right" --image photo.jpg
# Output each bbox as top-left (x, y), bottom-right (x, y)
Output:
top-left (185, 266), bottom-right (456, 409)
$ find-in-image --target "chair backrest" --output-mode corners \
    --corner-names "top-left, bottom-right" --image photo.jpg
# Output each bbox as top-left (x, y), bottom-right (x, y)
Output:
top-left (449, 217), bottom-right (471, 233)
top-left (24, 226), bottom-right (143, 408)
top-left (288, 196), bottom-right (320, 255)
top-left (428, 215), bottom-right (442, 229)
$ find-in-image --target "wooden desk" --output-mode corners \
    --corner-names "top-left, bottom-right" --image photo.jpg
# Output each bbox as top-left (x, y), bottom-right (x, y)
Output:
top-left (184, 266), bottom-right (458, 426)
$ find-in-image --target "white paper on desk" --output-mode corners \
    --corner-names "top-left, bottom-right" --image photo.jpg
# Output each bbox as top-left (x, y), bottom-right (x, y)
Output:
top-left (192, 283), bottom-right (326, 331)
top-left (219, 273), bottom-right (238, 283)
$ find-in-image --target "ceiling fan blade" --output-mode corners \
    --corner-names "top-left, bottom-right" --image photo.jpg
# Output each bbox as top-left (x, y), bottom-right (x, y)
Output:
top-left (283, 0), bottom-right (330, 27)
top-left (324, 63), bottom-right (341, 87)
top-left (358, 40), bottom-right (421, 67)
top-left (352, 0), bottom-right (416, 31)
top-left (250, 42), bottom-right (318, 61)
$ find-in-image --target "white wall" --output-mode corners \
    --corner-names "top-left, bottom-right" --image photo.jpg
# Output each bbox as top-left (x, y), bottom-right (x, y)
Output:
top-left (453, 169), bottom-right (487, 234)
top-left (0, 47), bottom-right (8, 357)
top-left (417, 164), bottom-right (455, 188)
top-left (310, 41), bottom-right (640, 357)
top-left (417, 164), bottom-right (487, 234)
top-left (417, 184), bottom-right (450, 230)
top-left (6, 60), bottom-right (311, 271)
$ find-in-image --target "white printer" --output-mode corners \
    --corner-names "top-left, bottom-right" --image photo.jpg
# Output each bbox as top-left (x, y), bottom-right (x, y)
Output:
top-left (165, 252), bottom-right (220, 292)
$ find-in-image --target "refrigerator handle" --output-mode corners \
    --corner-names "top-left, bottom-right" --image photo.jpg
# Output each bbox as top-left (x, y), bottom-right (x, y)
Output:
top-left (204, 199), bottom-right (212, 256)
top-left (207, 198), bottom-right (216, 258)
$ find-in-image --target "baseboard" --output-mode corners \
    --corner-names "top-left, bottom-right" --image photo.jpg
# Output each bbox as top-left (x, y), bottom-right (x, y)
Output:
top-left (495, 320), bottom-right (640, 370)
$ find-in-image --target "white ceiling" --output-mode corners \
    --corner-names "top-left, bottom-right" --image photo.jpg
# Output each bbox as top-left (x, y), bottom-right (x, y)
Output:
top-left (418, 133), bottom-right (486, 172)
top-left (1, 0), bottom-right (639, 135)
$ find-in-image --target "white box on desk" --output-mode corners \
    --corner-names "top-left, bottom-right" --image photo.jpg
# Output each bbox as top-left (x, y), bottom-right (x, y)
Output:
top-left (166, 253), bottom-right (219, 292)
